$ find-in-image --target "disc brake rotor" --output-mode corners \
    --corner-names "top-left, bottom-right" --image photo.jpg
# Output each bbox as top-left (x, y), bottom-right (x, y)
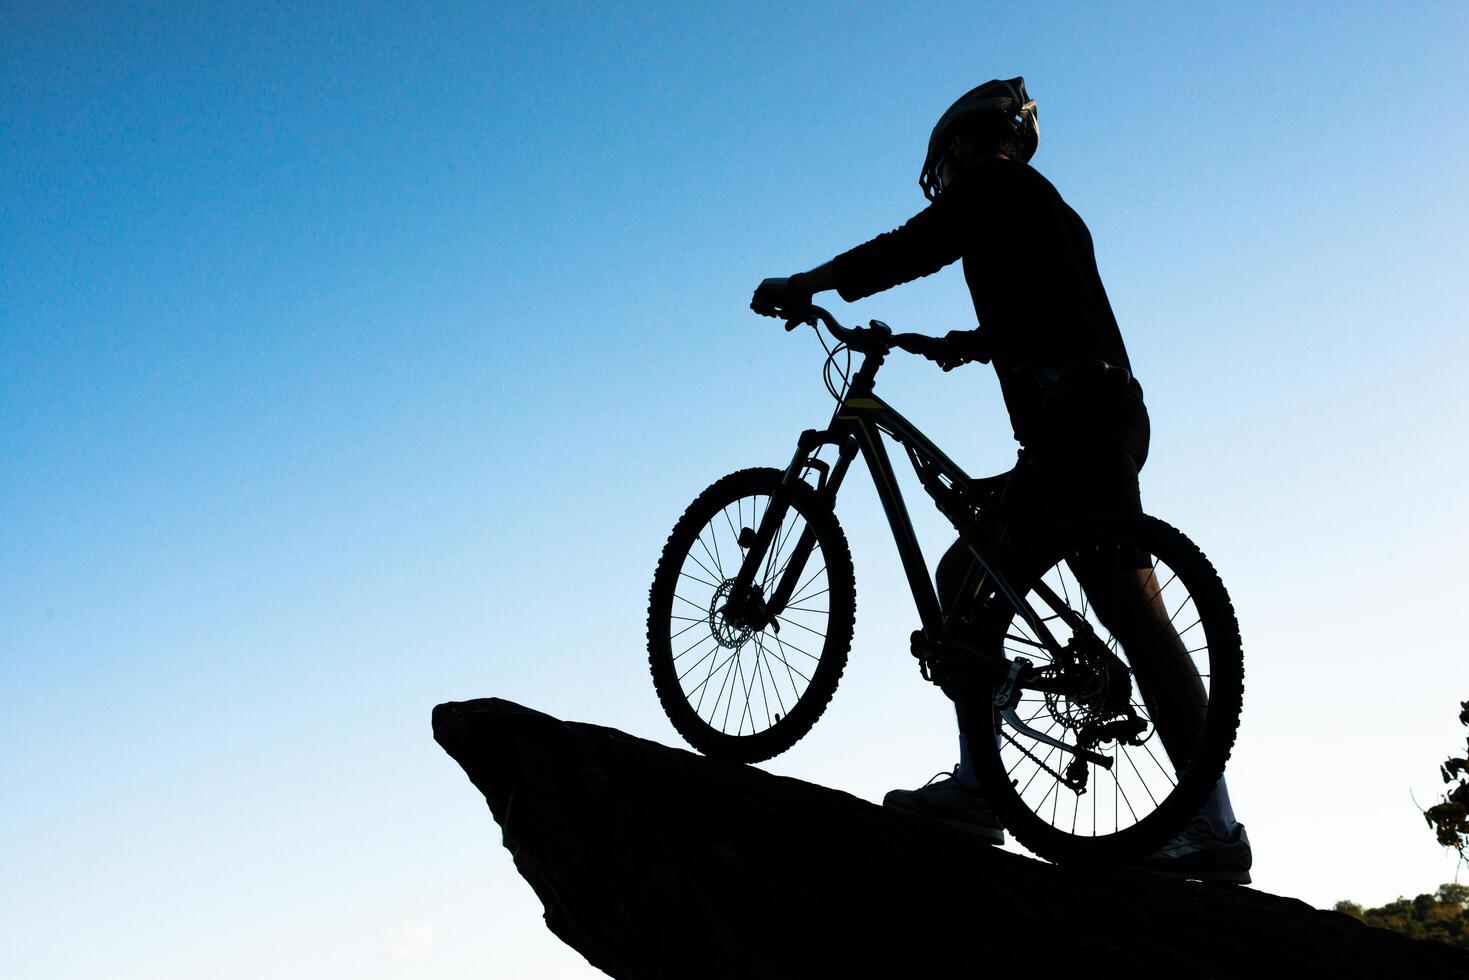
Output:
top-left (1040, 637), bottom-right (1149, 747)
top-left (710, 579), bottom-right (757, 649)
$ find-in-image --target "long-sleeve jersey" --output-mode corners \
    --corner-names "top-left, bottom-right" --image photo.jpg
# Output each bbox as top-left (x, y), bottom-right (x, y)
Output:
top-left (830, 157), bottom-right (1135, 443)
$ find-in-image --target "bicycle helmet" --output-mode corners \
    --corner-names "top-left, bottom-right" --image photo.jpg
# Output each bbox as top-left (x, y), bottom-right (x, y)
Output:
top-left (919, 76), bottom-right (1039, 201)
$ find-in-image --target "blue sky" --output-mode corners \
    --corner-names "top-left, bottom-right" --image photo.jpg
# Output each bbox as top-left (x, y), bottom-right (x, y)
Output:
top-left (4, 3), bottom-right (1468, 976)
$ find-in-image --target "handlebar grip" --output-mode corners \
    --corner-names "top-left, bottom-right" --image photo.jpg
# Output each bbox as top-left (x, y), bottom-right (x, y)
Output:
top-left (891, 332), bottom-right (940, 356)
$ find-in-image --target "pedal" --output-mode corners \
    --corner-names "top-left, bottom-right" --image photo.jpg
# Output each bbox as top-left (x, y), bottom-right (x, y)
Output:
top-left (908, 630), bottom-right (933, 681)
top-left (1065, 755), bottom-right (1090, 794)
top-left (912, 631), bottom-right (987, 700)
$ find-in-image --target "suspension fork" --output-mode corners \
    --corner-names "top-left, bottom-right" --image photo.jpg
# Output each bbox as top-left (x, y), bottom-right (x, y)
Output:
top-left (728, 430), bottom-right (856, 628)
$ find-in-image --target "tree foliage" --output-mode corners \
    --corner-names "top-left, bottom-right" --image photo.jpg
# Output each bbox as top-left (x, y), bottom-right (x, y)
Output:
top-left (1424, 700), bottom-right (1469, 862)
top-left (1333, 884), bottom-right (1469, 947)
top-left (1329, 704), bottom-right (1469, 948)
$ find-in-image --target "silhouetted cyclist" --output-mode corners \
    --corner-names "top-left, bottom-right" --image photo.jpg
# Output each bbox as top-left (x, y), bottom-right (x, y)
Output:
top-left (751, 77), bottom-right (1250, 882)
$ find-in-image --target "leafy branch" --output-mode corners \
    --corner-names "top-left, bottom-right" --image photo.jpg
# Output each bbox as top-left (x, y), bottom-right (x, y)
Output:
top-left (1424, 700), bottom-right (1469, 864)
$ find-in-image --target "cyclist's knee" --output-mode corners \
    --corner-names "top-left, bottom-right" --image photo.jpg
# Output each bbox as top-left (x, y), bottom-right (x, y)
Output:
top-left (935, 536), bottom-right (975, 611)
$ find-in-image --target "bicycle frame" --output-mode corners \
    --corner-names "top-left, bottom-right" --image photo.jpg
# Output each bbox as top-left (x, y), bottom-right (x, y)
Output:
top-left (722, 317), bottom-right (1120, 770)
top-left (728, 341), bottom-right (1060, 683)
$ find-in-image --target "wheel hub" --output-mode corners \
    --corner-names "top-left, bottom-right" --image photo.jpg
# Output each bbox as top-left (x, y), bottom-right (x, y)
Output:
top-left (1042, 635), bottom-right (1142, 744)
top-left (710, 579), bottom-right (762, 648)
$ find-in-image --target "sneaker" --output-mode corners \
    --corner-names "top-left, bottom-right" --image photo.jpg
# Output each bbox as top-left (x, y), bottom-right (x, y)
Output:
top-left (882, 768), bottom-right (1006, 845)
top-left (1135, 817), bottom-right (1253, 884)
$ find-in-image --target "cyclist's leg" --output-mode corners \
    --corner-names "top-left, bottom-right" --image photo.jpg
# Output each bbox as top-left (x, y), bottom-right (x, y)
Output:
top-left (887, 534), bottom-right (1005, 831)
top-left (1037, 423), bottom-right (1211, 762)
top-left (1037, 399), bottom-right (1240, 839)
top-left (934, 534), bottom-right (979, 619)
top-left (1086, 559), bottom-right (1240, 839)
top-left (934, 465), bottom-right (1039, 788)
top-left (1066, 505), bottom-right (1210, 769)
top-left (935, 536), bottom-right (989, 787)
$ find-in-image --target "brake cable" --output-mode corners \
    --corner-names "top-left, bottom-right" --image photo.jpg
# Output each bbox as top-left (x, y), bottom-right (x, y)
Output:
top-left (814, 323), bottom-right (852, 403)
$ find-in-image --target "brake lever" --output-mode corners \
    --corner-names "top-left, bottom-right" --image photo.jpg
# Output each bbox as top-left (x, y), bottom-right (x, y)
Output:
top-left (783, 310), bottom-right (817, 332)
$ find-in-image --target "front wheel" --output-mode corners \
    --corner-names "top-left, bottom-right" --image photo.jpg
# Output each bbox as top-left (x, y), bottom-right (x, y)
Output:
top-left (967, 512), bottom-right (1244, 867)
top-left (647, 467), bottom-right (855, 763)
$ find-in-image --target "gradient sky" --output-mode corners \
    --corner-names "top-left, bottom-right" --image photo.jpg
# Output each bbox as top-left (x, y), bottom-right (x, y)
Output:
top-left (4, 3), bottom-right (1468, 977)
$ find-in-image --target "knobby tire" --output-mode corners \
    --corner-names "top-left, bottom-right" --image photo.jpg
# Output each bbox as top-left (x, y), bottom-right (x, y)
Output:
top-left (647, 467), bottom-right (856, 763)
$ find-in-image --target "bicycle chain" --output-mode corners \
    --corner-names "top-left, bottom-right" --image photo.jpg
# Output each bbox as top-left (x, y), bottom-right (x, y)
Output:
top-left (1000, 727), bottom-right (1082, 793)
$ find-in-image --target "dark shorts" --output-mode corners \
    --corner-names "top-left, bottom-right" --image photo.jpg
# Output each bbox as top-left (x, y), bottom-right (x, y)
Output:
top-left (937, 368), bottom-right (1150, 613)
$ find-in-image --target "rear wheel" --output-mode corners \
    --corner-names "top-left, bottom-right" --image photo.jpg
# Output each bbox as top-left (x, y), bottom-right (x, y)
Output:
top-left (647, 467), bottom-right (856, 763)
top-left (968, 512), bottom-right (1244, 866)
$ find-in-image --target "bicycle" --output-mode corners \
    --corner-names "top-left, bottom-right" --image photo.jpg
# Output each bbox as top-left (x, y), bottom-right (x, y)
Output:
top-left (645, 304), bottom-right (1243, 866)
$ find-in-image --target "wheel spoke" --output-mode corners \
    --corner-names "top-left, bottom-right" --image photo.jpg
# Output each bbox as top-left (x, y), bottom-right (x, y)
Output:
top-left (733, 655), bottom-right (756, 735)
top-left (673, 629), bottom-right (717, 663)
top-left (1139, 737), bottom-right (1178, 788)
top-left (708, 523), bottom-right (726, 581)
top-left (1032, 756), bottom-right (1066, 815)
top-left (1015, 727), bottom-right (1063, 796)
top-left (767, 522), bottom-right (820, 594)
top-left (690, 646), bottom-right (735, 710)
top-left (721, 504), bottom-right (742, 553)
top-left (687, 540), bottom-right (728, 587)
top-left (760, 510), bottom-right (800, 589)
top-left (673, 591), bottom-right (709, 614)
top-left (749, 648), bottom-right (769, 728)
top-left (787, 581), bottom-right (829, 607)
top-left (668, 617), bottom-right (704, 642)
top-left (769, 634), bottom-right (814, 682)
top-left (695, 529), bottom-right (724, 581)
top-left (773, 614), bottom-right (827, 640)
top-left (678, 569), bottom-right (722, 590)
top-left (1120, 745), bottom-right (1161, 809)
top-left (764, 634), bottom-right (807, 702)
top-left (716, 648), bottom-right (741, 731)
top-left (1077, 556), bottom-right (1090, 620)
top-left (1113, 746), bottom-right (1139, 825)
top-left (1165, 592), bottom-right (1195, 629)
top-left (676, 642), bottom-right (719, 682)
top-left (766, 634), bottom-right (819, 662)
top-left (754, 634), bottom-right (788, 716)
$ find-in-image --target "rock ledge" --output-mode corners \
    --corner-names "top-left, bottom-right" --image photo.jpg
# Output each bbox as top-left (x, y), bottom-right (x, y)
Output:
top-left (434, 697), bottom-right (1467, 979)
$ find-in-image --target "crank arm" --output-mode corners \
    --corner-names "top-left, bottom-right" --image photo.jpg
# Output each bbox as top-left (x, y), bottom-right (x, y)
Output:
top-left (1000, 708), bottom-right (1113, 769)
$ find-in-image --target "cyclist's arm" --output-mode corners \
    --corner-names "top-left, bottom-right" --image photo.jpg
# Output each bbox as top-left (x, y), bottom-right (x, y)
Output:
top-left (779, 189), bottom-right (972, 308)
top-left (827, 195), bottom-right (967, 303)
top-left (787, 261), bottom-right (837, 297)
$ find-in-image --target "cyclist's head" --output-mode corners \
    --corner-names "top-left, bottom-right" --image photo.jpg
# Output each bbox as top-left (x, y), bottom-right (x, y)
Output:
top-left (919, 76), bottom-right (1038, 201)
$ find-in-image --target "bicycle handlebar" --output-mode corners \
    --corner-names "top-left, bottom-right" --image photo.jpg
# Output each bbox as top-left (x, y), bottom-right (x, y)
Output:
top-left (779, 303), bottom-right (959, 364)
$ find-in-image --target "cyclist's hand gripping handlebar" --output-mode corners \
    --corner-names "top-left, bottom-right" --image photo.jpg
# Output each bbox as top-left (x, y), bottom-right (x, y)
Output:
top-left (751, 277), bottom-right (817, 329)
top-left (891, 331), bottom-right (951, 366)
top-left (892, 330), bottom-right (988, 371)
top-left (754, 298), bottom-right (988, 368)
